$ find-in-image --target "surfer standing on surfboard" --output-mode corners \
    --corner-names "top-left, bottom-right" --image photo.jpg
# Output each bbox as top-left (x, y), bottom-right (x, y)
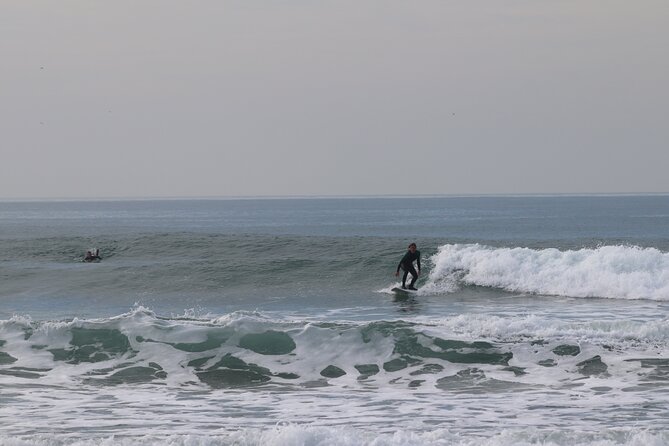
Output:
top-left (395, 243), bottom-right (421, 290)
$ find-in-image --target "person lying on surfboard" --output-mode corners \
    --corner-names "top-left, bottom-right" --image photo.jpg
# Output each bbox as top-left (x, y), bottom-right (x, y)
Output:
top-left (395, 243), bottom-right (421, 290)
top-left (84, 249), bottom-right (102, 262)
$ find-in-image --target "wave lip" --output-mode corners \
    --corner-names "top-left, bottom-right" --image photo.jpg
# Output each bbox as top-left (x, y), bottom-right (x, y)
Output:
top-left (427, 244), bottom-right (669, 300)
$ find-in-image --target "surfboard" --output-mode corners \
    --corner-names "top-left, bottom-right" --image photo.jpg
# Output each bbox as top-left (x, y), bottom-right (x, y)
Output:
top-left (391, 287), bottom-right (418, 294)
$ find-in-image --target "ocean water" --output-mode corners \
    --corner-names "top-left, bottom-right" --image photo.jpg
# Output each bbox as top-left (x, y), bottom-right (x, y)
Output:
top-left (1, 196), bottom-right (669, 445)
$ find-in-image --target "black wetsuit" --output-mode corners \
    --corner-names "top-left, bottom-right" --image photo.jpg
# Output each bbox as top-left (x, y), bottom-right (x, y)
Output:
top-left (397, 250), bottom-right (421, 288)
top-left (84, 250), bottom-right (102, 262)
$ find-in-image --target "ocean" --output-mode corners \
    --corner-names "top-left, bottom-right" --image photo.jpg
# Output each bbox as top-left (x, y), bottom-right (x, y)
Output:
top-left (1, 196), bottom-right (669, 445)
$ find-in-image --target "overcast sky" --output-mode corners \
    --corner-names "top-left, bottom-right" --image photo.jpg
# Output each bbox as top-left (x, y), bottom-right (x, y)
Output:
top-left (1, 1), bottom-right (668, 199)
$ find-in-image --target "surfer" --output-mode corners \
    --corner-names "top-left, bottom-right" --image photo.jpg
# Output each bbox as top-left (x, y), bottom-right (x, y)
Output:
top-left (84, 249), bottom-right (102, 262)
top-left (395, 243), bottom-right (421, 290)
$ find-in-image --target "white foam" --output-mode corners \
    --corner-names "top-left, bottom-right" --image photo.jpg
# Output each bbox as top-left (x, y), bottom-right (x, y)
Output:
top-left (415, 313), bottom-right (669, 344)
top-left (426, 244), bottom-right (669, 300)
top-left (1, 427), bottom-right (668, 446)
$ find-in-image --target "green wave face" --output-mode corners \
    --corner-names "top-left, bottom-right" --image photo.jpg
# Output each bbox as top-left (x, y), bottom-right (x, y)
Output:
top-left (1, 315), bottom-right (523, 389)
top-left (1, 312), bottom-right (653, 390)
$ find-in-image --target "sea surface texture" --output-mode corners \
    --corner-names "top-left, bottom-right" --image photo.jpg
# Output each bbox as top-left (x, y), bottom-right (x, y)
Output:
top-left (1, 196), bottom-right (669, 445)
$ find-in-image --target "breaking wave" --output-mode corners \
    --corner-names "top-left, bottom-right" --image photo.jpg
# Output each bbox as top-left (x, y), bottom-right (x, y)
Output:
top-left (1, 307), bottom-right (668, 389)
top-left (425, 244), bottom-right (669, 300)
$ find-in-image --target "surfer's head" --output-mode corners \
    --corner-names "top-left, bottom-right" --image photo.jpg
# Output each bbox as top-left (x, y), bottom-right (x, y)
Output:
top-left (408, 243), bottom-right (417, 252)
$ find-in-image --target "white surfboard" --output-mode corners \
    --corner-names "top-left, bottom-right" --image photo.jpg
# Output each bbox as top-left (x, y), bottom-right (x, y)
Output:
top-left (391, 287), bottom-right (418, 294)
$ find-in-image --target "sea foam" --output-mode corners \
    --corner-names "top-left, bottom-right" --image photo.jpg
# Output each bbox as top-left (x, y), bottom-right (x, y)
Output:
top-left (426, 244), bottom-right (669, 300)
top-left (1, 427), bottom-right (668, 446)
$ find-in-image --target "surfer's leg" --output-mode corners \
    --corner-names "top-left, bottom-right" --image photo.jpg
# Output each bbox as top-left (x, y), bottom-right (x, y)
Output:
top-left (401, 268), bottom-right (409, 288)
top-left (408, 265), bottom-right (418, 288)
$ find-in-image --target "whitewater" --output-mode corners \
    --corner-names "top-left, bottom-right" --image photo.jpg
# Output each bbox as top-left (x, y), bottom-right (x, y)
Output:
top-left (1, 196), bottom-right (669, 445)
top-left (424, 244), bottom-right (669, 300)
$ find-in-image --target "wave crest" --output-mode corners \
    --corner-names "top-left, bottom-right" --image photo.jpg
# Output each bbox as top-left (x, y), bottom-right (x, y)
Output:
top-left (426, 244), bottom-right (669, 300)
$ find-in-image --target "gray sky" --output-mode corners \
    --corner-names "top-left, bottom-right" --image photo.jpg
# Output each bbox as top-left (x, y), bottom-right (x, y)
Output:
top-left (2, 1), bottom-right (668, 199)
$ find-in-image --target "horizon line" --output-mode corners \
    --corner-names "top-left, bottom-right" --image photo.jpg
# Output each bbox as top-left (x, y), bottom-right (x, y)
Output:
top-left (1, 191), bottom-right (669, 203)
